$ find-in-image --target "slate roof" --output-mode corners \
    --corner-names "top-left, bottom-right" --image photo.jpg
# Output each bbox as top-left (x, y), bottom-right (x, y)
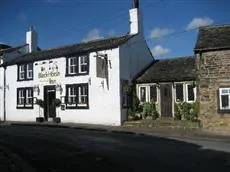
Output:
top-left (2, 34), bottom-right (134, 66)
top-left (0, 44), bottom-right (27, 55)
top-left (135, 56), bottom-right (196, 83)
top-left (194, 25), bottom-right (230, 52)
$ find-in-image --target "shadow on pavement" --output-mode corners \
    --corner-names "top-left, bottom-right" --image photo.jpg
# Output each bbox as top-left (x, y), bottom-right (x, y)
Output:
top-left (0, 126), bottom-right (230, 172)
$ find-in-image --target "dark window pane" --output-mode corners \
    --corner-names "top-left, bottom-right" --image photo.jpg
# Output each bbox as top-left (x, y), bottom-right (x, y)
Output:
top-left (176, 84), bottom-right (183, 101)
top-left (140, 87), bottom-right (146, 102)
top-left (221, 95), bottom-right (229, 108)
top-left (187, 85), bottom-right (194, 101)
top-left (150, 86), bottom-right (157, 102)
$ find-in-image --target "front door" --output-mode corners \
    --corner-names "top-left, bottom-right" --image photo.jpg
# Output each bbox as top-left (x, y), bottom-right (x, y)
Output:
top-left (160, 84), bottom-right (172, 117)
top-left (44, 85), bottom-right (56, 120)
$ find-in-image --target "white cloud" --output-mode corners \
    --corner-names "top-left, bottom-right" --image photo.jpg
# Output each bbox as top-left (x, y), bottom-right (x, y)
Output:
top-left (149, 28), bottom-right (174, 39)
top-left (187, 17), bottom-right (214, 30)
top-left (18, 11), bottom-right (27, 22)
top-left (82, 28), bottom-right (103, 42)
top-left (151, 45), bottom-right (170, 56)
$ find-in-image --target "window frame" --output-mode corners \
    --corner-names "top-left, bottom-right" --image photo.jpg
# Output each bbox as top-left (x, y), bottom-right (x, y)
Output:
top-left (66, 55), bottom-right (89, 76)
top-left (185, 83), bottom-right (196, 103)
top-left (17, 87), bottom-right (33, 109)
top-left (65, 83), bottom-right (89, 109)
top-left (17, 63), bottom-right (33, 81)
top-left (219, 88), bottom-right (230, 111)
top-left (139, 86), bottom-right (147, 103)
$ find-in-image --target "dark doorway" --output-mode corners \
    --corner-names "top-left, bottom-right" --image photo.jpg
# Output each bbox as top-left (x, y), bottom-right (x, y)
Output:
top-left (160, 84), bottom-right (172, 117)
top-left (44, 85), bottom-right (56, 121)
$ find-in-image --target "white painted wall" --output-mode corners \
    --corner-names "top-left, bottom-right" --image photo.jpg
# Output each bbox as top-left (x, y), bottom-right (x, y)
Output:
top-left (5, 48), bottom-right (122, 125)
top-left (0, 66), bottom-right (4, 121)
top-left (119, 35), bottom-right (154, 122)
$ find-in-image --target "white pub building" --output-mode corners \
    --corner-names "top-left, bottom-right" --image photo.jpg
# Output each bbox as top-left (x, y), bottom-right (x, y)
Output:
top-left (0, 0), bottom-right (153, 125)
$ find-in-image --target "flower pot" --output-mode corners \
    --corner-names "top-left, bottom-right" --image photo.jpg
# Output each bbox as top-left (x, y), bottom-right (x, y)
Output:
top-left (36, 117), bottom-right (44, 123)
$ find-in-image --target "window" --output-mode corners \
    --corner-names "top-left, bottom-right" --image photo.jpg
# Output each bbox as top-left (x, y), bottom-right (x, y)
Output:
top-left (140, 87), bottom-right (146, 102)
top-left (68, 57), bottom-right (77, 74)
top-left (175, 84), bottom-right (184, 102)
top-left (187, 84), bottom-right (195, 102)
top-left (66, 84), bottom-right (89, 109)
top-left (17, 87), bottom-right (33, 109)
top-left (66, 55), bottom-right (89, 76)
top-left (79, 56), bottom-right (88, 74)
top-left (18, 63), bottom-right (33, 81)
top-left (150, 85), bottom-right (157, 102)
top-left (27, 63), bottom-right (33, 79)
top-left (219, 88), bottom-right (230, 110)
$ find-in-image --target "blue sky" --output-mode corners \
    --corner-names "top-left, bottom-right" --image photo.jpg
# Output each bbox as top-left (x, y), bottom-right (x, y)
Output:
top-left (1, 0), bottom-right (230, 59)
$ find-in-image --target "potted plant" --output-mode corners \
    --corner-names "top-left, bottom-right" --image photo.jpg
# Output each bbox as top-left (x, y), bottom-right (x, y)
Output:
top-left (36, 99), bottom-right (44, 122)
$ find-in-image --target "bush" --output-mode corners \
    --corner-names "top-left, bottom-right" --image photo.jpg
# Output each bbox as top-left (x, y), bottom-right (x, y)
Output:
top-left (141, 101), bottom-right (159, 120)
top-left (174, 101), bottom-right (198, 121)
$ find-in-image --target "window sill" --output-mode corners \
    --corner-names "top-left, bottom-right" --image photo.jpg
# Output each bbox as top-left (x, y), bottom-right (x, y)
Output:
top-left (16, 106), bottom-right (33, 109)
top-left (17, 78), bottom-right (33, 82)
top-left (218, 109), bottom-right (230, 113)
top-left (66, 105), bottom-right (89, 109)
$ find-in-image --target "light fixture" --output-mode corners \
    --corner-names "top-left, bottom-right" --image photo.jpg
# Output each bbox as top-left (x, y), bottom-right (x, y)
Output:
top-left (56, 84), bottom-right (63, 95)
top-left (33, 85), bottom-right (40, 95)
top-left (88, 77), bottom-right (91, 85)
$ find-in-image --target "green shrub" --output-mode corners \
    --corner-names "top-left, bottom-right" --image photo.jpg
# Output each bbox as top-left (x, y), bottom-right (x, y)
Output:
top-left (174, 101), bottom-right (198, 121)
top-left (141, 101), bottom-right (159, 120)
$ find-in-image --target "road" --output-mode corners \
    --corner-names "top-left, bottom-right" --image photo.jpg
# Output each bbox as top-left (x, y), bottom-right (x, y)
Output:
top-left (0, 125), bottom-right (230, 172)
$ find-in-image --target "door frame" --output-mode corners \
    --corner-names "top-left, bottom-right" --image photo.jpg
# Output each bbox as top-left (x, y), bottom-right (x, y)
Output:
top-left (44, 85), bottom-right (56, 121)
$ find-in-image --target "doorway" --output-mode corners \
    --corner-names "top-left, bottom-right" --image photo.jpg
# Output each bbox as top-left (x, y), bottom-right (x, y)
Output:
top-left (160, 84), bottom-right (172, 117)
top-left (44, 85), bottom-right (56, 121)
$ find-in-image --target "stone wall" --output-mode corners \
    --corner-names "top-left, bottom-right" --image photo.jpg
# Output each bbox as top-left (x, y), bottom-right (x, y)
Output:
top-left (197, 49), bottom-right (230, 131)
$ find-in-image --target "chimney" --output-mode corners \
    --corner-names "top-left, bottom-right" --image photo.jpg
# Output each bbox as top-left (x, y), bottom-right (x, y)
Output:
top-left (129, 0), bottom-right (143, 36)
top-left (26, 26), bottom-right (38, 53)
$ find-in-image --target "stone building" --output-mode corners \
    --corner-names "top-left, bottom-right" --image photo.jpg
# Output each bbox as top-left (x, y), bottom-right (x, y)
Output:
top-left (195, 25), bottom-right (230, 131)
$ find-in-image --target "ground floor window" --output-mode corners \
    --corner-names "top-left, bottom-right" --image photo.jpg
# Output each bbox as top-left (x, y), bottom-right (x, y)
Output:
top-left (17, 87), bottom-right (33, 109)
top-left (219, 88), bottom-right (230, 110)
top-left (174, 82), bottom-right (196, 103)
top-left (66, 83), bottom-right (89, 109)
top-left (138, 85), bottom-right (158, 103)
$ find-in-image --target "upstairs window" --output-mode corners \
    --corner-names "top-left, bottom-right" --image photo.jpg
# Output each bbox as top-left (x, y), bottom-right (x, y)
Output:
top-left (18, 63), bottom-right (33, 81)
top-left (219, 88), bottom-right (230, 110)
top-left (66, 55), bottom-right (89, 76)
top-left (79, 56), bottom-right (88, 74)
top-left (66, 83), bottom-right (89, 109)
top-left (17, 87), bottom-right (33, 109)
top-left (68, 57), bottom-right (77, 74)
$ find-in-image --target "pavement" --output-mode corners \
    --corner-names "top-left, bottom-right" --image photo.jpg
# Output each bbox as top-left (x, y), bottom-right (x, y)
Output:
top-left (2, 121), bottom-right (230, 142)
top-left (1, 121), bottom-right (230, 172)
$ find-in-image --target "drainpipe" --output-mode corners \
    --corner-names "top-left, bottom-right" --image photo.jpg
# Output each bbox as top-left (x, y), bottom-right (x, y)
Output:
top-left (3, 66), bottom-right (6, 121)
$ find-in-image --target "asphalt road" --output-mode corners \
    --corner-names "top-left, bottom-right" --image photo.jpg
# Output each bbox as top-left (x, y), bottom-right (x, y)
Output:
top-left (0, 125), bottom-right (230, 172)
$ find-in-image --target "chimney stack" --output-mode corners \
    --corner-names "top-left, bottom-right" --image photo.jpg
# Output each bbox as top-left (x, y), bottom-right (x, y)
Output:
top-left (129, 0), bottom-right (143, 36)
top-left (26, 26), bottom-right (38, 53)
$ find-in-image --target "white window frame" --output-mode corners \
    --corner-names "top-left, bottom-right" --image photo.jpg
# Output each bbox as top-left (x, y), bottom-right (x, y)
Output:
top-left (185, 83), bottom-right (196, 103)
top-left (19, 65), bottom-right (25, 80)
top-left (139, 86), bottom-right (147, 103)
top-left (27, 64), bottom-right (33, 79)
top-left (219, 88), bottom-right (230, 110)
top-left (68, 57), bottom-right (77, 74)
top-left (149, 85), bottom-right (157, 103)
top-left (78, 55), bottom-right (87, 74)
top-left (67, 86), bottom-right (76, 106)
top-left (18, 89), bottom-right (25, 106)
top-left (78, 86), bottom-right (87, 106)
top-left (25, 89), bottom-right (33, 106)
